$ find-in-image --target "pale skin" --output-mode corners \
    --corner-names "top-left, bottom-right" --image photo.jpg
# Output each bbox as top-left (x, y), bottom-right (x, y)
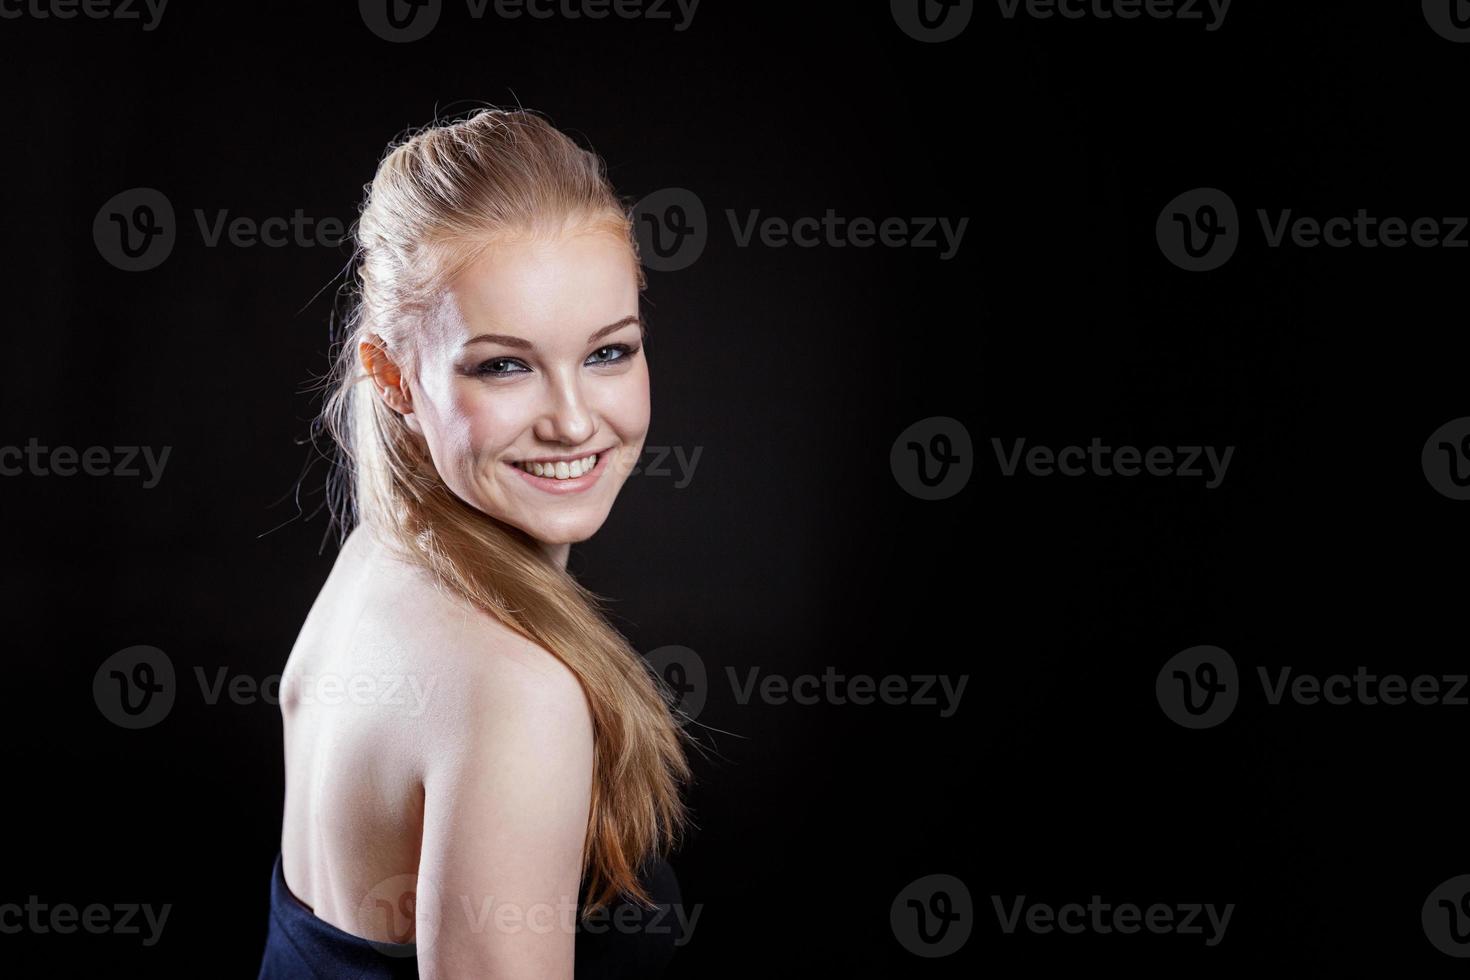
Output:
top-left (278, 221), bottom-right (649, 978)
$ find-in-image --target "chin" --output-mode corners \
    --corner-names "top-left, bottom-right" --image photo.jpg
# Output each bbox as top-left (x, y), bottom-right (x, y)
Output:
top-left (515, 512), bottom-right (610, 547)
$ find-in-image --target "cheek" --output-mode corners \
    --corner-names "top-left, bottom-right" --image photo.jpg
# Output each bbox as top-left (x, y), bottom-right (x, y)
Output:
top-left (416, 379), bottom-right (502, 472)
top-left (603, 363), bottom-right (651, 437)
top-left (455, 387), bottom-right (526, 464)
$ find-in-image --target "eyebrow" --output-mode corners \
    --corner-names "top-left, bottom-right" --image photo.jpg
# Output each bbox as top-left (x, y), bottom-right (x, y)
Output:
top-left (462, 315), bottom-right (641, 351)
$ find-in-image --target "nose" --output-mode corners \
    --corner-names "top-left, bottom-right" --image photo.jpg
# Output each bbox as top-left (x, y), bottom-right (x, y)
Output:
top-left (532, 365), bottom-right (597, 446)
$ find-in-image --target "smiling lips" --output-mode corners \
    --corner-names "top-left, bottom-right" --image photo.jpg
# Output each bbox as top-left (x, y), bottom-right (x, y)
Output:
top-left (513, 452), bottom-right (599, 479)
top-left (508, 450), bottom-right (609, 494)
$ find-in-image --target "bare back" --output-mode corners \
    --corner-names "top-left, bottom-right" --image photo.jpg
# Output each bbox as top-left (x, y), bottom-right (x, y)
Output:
top-left (278, 525), bottom-right (432, 940)
top-left (276, 524), bottom-right (595, 969)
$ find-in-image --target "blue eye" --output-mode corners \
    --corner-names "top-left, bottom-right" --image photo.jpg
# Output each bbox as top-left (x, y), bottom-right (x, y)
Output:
top-left (472, 344), bottom-right (639, 379)
top-left (475, 357), bottom-right (530, 377)
top-left (587, 344), bottom-right (638, 366)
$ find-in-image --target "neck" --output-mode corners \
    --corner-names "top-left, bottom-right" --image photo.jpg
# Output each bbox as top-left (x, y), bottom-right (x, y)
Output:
top-left (541, 540), bottom-right (571, 571)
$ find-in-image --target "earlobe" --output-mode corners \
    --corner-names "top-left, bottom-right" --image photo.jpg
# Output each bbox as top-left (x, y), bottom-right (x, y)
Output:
top-left (359, 338), bottom-right (415, 416)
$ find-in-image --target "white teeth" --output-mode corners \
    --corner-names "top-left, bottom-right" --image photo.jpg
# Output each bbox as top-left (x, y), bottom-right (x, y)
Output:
top-left (516, 453), bottom-right (598, 480)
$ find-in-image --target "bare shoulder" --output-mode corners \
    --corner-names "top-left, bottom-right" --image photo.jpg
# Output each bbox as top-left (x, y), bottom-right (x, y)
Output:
top-left (288, 529), bottom-right (560, 713)
top-left (340, 529), bottom-right (592, 770)
top-left (363, 541), bottom-right (588, 718)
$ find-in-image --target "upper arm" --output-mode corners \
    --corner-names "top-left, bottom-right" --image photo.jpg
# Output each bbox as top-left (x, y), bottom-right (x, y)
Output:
top-left (413, 633), bottom-right (595, 980)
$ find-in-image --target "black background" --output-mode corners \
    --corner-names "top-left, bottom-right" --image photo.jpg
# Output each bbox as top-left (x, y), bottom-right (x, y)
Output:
top-left (2, 0), bottom-right (1467, 974)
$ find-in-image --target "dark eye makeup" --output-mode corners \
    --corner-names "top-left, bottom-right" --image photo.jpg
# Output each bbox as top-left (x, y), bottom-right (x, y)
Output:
top-left (472, 343), bottom-right (640, 379)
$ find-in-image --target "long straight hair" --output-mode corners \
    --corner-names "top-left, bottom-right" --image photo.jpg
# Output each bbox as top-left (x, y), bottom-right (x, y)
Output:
top-left (320, 108), bottom-right (690, 915)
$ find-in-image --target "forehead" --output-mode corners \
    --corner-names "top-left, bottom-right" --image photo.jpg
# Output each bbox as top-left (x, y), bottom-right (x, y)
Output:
top-left (442, 228), bottom-right (639, 343)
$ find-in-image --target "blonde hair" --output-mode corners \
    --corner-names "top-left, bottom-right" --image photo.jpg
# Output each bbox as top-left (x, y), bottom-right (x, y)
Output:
top-left (320, 107), bottom-right (690, 915)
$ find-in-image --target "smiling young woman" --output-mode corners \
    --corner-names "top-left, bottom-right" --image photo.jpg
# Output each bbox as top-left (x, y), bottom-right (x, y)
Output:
top-left (256, 108), bottom-right (693, 980)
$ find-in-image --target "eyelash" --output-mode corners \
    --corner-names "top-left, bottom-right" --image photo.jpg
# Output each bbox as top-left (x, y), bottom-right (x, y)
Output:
top-left (475, 343), bottom-right (640, 378)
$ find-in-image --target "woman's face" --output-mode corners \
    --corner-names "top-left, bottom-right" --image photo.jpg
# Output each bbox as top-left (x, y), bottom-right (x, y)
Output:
top-left (390, 224), bottom-right (648, 547)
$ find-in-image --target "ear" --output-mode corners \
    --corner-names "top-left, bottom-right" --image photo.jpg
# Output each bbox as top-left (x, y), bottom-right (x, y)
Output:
top-left (359, 337), bottom-right (415, 417)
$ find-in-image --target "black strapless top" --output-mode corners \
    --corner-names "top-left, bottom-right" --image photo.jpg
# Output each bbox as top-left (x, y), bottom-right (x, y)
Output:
top-left (257, 852), bottom-right (684, 978)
